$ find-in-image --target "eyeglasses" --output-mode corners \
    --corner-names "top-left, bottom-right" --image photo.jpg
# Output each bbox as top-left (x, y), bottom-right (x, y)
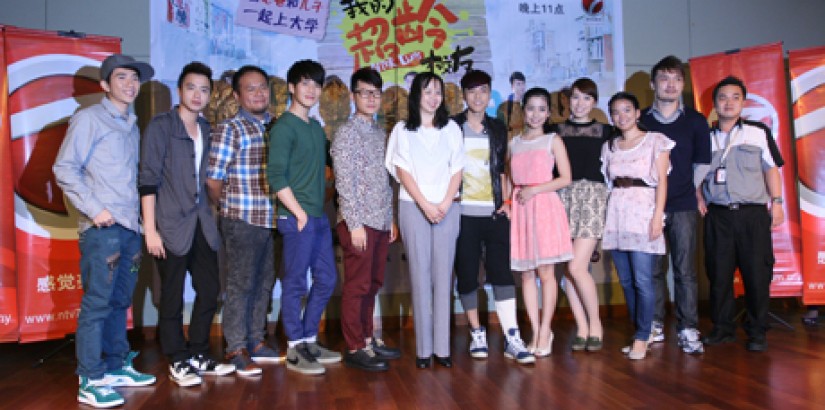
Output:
top-left (354, 89), bottom-right (382, 99)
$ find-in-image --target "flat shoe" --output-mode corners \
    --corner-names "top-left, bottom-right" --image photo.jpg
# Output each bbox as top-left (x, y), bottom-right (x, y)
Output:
top-left (571, 336), bottom-right (587, 351)
top-left (585, 336), bottom-right (603, 352)
top-left (434, 356), bottom-right (452, 368)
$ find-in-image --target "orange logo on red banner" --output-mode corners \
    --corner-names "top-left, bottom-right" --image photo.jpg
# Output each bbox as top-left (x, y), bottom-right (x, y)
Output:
top-left (789, 45), bottom-right (825, 305)
top-left (5, 26), bottom-right (123, 342)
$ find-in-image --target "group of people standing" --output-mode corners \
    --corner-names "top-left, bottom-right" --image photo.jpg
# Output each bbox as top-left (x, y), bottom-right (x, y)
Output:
top-left (52, 52), bottom-right (784, 409)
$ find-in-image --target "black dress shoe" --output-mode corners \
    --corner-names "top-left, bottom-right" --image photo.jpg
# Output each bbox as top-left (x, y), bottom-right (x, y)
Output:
top-left (433, 356), bottom-right (452, 368)
top-left (745, 337), bottom-right (768, 352)
top-left (702, 331), bottom-right (736, 345)
top-left (370, 338), bottom-right (401, 360)
top-left (416, 357), bottom-right (431, 369)
top-left (345, 349), bottom-right (389, 372)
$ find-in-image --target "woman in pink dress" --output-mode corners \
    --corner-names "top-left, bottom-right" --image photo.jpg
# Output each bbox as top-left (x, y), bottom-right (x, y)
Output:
top-left (600, 92), bottom-right (674, 360)
top-left (509, 87), bottom-right (573, 357)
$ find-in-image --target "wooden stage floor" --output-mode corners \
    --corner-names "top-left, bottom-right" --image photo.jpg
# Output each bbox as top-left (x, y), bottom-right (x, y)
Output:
top-left (2, 306), bottom-right (824, 410)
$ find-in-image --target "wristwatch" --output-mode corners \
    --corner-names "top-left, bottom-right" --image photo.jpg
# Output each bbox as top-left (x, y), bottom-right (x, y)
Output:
top-left (771, 197), bottom-right (783, 204)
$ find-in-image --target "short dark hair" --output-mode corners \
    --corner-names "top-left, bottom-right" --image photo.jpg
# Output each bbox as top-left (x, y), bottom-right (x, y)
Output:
top-left (406, 72), bottom-right (449, 131)
top-left (571, 77), bottom-right (598, 101)
top-left (232, 65), bottom-right (268, 93)
top-left (713, 75), bottom-right (747, 101)
top-left (650, 55), bottom-right (685, 80)
top-left (460, 70), bottom-right (491, 90)
top-left (286, 59), bottom-right (325, 86)
top-left (178, 61), bottom-right (213, 90)
top-left (350, 67), bottom-right (382, 91)
top-left (509, 71), bottom-right (525, 84)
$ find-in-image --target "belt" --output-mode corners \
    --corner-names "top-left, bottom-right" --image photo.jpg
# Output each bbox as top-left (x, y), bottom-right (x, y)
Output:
top-left (708, 203), bottom-right (765, 211)
top-left (612, 177), bottom-right (650, 189)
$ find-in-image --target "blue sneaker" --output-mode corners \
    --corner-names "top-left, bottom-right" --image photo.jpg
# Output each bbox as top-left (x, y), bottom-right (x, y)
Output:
top-left (249, 342), bottom-right (283, 364)
top-left (78, 376), bottom-right (124, 408)
top-left (469, 326), bottom-right (488, 359)
top-left (104, 351), bottom-right (156, 387)
top-left (504, 328), bottom-right (535, 365)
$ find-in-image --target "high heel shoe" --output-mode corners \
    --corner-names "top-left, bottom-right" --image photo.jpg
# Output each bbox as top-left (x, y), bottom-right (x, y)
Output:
top-left (533, 332), bottom-right (554, 358)
top-left (433, 356), bottom-right (452, 368)
top-left (626, 341), bottom-right (649, 360)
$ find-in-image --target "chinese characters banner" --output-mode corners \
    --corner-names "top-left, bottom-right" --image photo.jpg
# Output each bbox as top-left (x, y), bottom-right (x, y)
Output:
top-left (5, 26), bottom-right (121, 342)
top-left (235, 0), bottom-right (330, 40)
top-left (0, 26), bottom-right (20, 342)
top-left (789, 45), bottom-right (825, 304)
top-left (689, 42), bottom-right (803, 297)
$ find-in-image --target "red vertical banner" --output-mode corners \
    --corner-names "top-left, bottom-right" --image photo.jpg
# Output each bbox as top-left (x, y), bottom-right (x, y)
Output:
top-left (789, 46), bottom-right (825, 304)
top-left (689, 42), bottom-right (803, 297)
top-left (0, 26), bottom-right (21, 342)
top-left (5, 27), bottom-right (121, 342)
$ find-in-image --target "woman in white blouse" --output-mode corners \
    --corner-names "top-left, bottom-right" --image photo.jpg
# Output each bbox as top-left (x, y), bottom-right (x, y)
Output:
top-left (386, 72), bottom-right (465, 369)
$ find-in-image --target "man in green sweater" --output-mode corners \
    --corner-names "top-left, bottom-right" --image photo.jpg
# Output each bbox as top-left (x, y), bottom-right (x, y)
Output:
top-left (267, 59), bottom-right (341, 375)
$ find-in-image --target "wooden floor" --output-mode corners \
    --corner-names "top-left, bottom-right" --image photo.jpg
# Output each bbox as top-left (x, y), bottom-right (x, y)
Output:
top-left (2, 306), bottom-right (825, 410)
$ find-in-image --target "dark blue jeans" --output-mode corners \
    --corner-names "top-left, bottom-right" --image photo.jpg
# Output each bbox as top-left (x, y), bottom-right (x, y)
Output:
top-left (612, 250), bottom-right (657, 341)
top-left (278, 215), bottom-right (337, 343)
top-left (75, 225), bottom-right (141, 379)
top-left (654, 210), bottom-right (700, 330)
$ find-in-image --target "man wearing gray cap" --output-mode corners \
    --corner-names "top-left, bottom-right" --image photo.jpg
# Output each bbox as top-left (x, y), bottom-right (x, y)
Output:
top-left (54, 53), bottom-right (156, 408)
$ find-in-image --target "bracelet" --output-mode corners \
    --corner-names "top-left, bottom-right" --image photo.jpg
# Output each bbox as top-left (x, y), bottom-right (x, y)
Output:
top-left (503, 199), bottom-right (512, 205)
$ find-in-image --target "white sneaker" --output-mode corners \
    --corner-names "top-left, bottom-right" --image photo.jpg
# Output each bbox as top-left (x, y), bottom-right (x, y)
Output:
top-left (649, 321), bottom-right (665, 343)
top-left (169, 360), bottom-right (202, 387)
top-left (677, 328), bottom-right (704, 354)
top-left (469, 327), bottom-right (488, 359)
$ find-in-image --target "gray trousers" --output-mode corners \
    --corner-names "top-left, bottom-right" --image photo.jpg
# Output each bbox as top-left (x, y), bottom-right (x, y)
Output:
top-left (220, 217), bottom-right (277, 353)
top-left (399, 200), bottom-right (460, 358)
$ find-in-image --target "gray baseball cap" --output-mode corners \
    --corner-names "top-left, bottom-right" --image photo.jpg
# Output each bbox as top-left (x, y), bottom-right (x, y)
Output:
top-left (100, 54), bottom-right (154, 83)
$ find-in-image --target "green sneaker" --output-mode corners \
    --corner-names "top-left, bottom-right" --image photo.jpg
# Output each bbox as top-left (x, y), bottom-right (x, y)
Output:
top-left (104, 351), bottom-right (156, 387)
top-left (78, 376), bottom-right (125, 408)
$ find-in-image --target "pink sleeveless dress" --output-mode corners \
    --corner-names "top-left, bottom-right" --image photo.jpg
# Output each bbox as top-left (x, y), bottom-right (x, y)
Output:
top-left (510, 133), bottom-right (573, 271)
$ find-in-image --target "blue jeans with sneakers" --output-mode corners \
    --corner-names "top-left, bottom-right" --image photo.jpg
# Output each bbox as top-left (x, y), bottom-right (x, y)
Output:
top-left (612, 250), bottom-right (657, 342)
top-left (75, 225), bottom-right (141, 379)
top-left (278, 215), bottom-right (337, 343)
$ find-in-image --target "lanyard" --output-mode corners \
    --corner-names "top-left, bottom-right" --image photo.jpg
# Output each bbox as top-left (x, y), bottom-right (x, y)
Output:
top-left (713, 125), bottom-right (742, 165)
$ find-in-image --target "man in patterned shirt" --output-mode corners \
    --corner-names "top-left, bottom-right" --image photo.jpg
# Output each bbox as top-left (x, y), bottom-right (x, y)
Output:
top-left (207, 65), bottom-right (280, 375)
top-left (331, 67), bottom-right (400, 372)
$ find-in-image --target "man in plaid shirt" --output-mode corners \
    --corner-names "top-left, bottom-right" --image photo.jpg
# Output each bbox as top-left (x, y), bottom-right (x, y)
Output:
top-left (207, 65), bottom-right (280, 375)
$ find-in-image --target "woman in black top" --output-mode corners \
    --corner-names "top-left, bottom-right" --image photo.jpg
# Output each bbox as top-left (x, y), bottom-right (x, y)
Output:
top-left (550, 78), bottom-right (612, 352)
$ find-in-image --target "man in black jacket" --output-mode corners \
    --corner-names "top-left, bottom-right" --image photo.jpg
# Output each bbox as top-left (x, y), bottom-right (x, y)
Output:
top-left (452, 70), bottom-right (534, 365)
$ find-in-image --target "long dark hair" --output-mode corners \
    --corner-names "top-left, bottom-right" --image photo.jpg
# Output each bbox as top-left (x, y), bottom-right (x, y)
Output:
top-left (405, 72), bottom-right (450, 131)
top-left (521, 87), bottom-right (552, 133)
top-left (606, 91), bottom-right (647, 149)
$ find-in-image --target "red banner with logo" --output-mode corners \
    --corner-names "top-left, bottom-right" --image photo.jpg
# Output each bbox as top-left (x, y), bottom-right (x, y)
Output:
top-left (0, 26), bottom-right (20, 342)
top-left (689, 42), bottom-right (803, 297)
top-left (789, 45), bottom-right (825, 304)
top-left (5, 26), bottom-right (122, 342)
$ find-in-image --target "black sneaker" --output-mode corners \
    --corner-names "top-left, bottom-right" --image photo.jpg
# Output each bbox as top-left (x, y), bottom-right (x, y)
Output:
top-left (189, 354), bottom-right (236, 376)
top-left (702, 331), bottom-right (736, 345)
top-left (345, 348), bottom-right (389, 372)
top-left (370, 338), bottom-right (401, 360)
top-left (169, 360), bottom-right (202, 387)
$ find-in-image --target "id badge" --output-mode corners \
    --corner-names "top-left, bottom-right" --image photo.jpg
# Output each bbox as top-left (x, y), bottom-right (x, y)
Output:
top-left (714, 167), bottom-right (726, 185)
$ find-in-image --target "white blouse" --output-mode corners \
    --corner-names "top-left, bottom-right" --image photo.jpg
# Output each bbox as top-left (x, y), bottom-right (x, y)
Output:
top-left (385, 119), bottom-right (465, 203)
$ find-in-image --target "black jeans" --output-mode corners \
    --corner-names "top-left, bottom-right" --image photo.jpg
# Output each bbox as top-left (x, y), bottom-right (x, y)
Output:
top-left (157, 221), bottom-right (220, 362)
top-left (704, 205), bottom-right (774, 338)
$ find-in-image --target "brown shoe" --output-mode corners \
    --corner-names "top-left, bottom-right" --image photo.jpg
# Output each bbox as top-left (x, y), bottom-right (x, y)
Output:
top-left (225, 348), bottom-right (262, 376)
